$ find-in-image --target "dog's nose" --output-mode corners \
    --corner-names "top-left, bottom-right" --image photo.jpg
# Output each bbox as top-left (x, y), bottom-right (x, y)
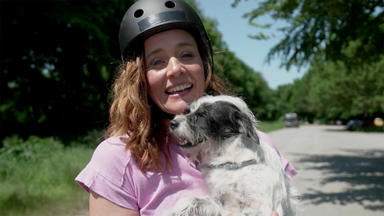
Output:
top-left (170, 120), bottom-right (179, 130)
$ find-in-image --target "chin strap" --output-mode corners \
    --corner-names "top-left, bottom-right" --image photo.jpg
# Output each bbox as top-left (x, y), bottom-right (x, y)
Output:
top-left (201, 159), bottom-right (257, 171)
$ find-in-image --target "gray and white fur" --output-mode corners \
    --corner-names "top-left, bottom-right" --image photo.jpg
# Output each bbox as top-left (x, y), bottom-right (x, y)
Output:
top-left (167, 95), bottom-right (299, 216)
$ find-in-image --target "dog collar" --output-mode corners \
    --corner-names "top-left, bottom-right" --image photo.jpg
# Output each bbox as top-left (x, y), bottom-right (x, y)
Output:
top-left (201, 159), bottom-right (257, 170)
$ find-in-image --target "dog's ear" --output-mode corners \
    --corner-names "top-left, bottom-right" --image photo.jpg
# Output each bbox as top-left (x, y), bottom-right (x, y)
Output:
top-left (240, 133), bottom-right (264, 162)
top-left (234, 111), bottom-right (259, 143)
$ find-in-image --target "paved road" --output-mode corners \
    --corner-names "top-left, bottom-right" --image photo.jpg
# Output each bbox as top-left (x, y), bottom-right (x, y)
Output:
top-left (269, 124), bottom-right (384, 216)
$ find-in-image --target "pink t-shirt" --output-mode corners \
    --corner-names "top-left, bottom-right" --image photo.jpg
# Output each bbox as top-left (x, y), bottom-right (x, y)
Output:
top-left (75, 132), bottom-right (297, 216)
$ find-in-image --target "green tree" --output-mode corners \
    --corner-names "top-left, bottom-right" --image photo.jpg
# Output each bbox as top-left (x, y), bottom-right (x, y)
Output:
top-left (213, 51), bottom-right (273, 119)
top-left (0, 0), bottom-right (131, 140)
top-left (233, 0), bottom-right (384, 69)
top-left (307, 57), bottom-right (384, 122)
top-left (191, 0), bottom-right (275, 120)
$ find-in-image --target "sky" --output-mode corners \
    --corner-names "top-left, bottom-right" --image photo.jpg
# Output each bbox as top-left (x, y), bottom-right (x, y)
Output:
top-left (196, 0), bottom-right (306, 89)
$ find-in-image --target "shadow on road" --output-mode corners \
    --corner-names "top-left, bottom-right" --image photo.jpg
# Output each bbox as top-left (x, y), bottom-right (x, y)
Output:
top-left (323, 127), bottom-right (384, 133)
top-left (296, 149), bottom-right (384, 210)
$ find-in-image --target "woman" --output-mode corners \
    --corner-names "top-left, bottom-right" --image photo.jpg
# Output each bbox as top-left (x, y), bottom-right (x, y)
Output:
top-left (75, 0), bottom-right (297, 215)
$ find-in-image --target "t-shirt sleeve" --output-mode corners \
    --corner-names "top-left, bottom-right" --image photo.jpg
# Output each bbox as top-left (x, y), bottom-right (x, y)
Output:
top-left (257, 130), bottom-right (298, 181)
top-left (75, 137), bottom-right (139, 210)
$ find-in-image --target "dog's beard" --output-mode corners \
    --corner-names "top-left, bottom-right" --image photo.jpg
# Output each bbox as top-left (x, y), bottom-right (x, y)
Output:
top-left (171, 116), bottom-right (194, 146)
top-left (170, 115), bottom-right (213, 163)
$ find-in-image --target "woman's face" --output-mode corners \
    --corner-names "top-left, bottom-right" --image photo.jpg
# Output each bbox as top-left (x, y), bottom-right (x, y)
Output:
top-left (144, 29), bottom-right (206, 115)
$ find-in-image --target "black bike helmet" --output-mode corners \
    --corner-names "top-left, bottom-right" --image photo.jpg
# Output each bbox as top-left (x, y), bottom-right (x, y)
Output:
top-left (119, 0), bottom-right (213, 69)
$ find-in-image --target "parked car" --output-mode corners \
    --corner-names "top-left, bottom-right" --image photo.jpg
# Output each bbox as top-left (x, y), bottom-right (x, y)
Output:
top-left (346, 120), bottom-right (363, 131)
top-left (284, 113), bottom-right (299, 127)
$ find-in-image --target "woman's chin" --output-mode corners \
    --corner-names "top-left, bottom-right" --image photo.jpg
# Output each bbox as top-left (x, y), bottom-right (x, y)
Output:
top-left (163, 102), bottom-right (189, 115)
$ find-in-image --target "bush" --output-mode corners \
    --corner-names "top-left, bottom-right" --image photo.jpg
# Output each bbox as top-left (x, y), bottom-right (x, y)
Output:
top-left (0, 135), bottom-right (93, 216)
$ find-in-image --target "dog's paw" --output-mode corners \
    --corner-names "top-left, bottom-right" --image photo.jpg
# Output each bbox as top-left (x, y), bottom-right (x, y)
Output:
top-left (165, 196), bottom-right (226, 216)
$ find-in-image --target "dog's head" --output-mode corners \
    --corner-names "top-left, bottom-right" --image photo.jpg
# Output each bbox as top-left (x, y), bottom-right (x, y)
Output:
top-left (170, 95), bottom-right (259, 153)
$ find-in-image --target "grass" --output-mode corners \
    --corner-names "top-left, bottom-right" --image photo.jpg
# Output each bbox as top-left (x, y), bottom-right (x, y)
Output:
top-left (257, 119), bottom-right (285, 132)
top-left (0, 135), bottom-right (94, 216)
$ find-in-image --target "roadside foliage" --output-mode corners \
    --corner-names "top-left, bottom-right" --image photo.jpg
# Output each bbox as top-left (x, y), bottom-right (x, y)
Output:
top-left (1, 0), bottom-right (275, 141)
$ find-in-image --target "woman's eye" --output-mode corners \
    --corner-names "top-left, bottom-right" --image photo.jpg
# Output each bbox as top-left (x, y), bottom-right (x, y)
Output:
top-left (181, 52), bottom-right (194, 59)
top-left (149, 58), bottom-right (165, 67)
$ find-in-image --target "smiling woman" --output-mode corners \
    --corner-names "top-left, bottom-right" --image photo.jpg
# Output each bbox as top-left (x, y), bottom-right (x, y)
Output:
top-left (74, 0), bottom-right (295, 215)
top-left (75, 0), bottom-right (228, 215)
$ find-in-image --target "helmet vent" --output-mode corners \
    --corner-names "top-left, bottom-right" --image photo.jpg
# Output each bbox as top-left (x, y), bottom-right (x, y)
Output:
top-left (165, 1), bottom-right (176, 8)
top-left (134, 9), bottom-right (144, 18)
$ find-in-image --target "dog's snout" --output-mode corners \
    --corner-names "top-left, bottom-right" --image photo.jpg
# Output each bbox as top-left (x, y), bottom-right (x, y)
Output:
top-left (170, 120), bottom-right (179, 130)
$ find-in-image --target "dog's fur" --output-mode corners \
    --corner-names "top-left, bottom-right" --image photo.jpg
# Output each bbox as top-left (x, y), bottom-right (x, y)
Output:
top-left (167, 95), bottom-right (298, 216)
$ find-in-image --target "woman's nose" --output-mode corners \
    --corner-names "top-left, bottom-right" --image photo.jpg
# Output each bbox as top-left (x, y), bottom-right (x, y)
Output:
top-left (166, 57), bottom-right (184, 78)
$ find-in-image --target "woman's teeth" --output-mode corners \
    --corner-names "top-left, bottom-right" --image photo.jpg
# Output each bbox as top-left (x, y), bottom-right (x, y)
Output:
top-left (167, 84), bottom-right (192, 94)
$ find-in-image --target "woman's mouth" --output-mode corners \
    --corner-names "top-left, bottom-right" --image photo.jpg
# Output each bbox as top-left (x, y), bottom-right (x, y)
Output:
top-left (166, 84), bottom-right (193, 95)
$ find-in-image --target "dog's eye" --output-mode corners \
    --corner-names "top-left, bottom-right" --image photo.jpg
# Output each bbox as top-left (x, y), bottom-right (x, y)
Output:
top-left (223, 127), bottom-right (234, 135)
top-left (183, 107), bottom-right (191, 115)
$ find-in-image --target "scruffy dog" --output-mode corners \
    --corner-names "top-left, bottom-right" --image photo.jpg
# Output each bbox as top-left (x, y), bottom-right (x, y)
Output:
top-left (168, 95), bottom-right (298, 216)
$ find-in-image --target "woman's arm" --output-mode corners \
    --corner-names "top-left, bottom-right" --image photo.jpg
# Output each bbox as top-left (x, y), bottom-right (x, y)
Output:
top-left (89, 191), bottom-right (139, 216)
